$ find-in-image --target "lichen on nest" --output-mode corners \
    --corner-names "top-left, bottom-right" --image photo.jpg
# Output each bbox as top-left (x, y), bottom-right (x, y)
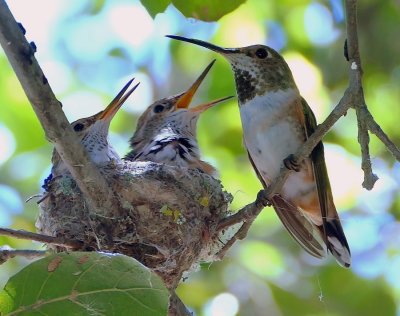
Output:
top-left (37, 160), bottom-right (233, 288)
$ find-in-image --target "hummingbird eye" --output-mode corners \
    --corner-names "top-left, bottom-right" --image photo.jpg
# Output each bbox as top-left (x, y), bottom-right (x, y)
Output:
top-left (153, 105), bottom-right (164, 113)
top-left (255, 48), bottom-right (268, 59)
top-left (73, 123), bottom-right (85, 132)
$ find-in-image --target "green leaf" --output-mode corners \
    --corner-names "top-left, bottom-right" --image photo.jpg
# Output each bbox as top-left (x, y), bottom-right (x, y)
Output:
top-left (0, 252), bottom-right (169, 315)
top-left (140, 0), bottom-right (171, 18)
top-left (171, 0), bottom-right (247, 21)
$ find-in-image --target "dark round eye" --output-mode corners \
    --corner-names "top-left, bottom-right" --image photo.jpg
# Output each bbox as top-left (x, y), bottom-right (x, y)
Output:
top-left (153, 105), bottom-right (164, 113)
top-left (73, 123), bottom-right (84, 132)
top-left (255, 48), bottom-right (268, 59)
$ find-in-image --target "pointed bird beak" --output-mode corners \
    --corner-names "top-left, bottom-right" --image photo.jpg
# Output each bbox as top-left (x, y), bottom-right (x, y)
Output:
top-left (99, 78), bottom-right (140, 121)
top-left (166, 35), bottom-right (240, 55)
top-left (174, 59), bottom-right (234, 113)
top-left (189, 95), bottom-right (234, 113)
top-left (175, 59), bottom-right (216, 109)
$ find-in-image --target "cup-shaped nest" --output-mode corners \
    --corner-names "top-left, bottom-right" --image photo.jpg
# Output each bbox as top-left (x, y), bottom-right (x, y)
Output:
top-left (37, 161), bottom-right (232, 288)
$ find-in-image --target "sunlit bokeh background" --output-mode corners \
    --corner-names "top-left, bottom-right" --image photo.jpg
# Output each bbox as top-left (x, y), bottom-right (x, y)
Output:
top-left (0, 0), bottom-right (399, 315)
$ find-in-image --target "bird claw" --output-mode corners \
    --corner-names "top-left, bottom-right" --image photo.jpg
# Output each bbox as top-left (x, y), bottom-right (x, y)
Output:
top-left (283, 154), bottom-right (300, 172)
top-left (256, 190), bottom-right (271, 207)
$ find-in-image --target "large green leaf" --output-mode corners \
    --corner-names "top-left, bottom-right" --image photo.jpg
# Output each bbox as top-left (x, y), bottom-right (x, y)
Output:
top-left (172, 0), bottom-right (246, 21)
top-left (0, 252), bottom-right (169, 315)
top-left (140, 0), bottom-right (247, 21)
top-left (140, 0), bottom-right (171, 18)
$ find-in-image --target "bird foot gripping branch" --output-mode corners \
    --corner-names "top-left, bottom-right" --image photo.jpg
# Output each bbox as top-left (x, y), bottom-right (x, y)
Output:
top-left (283, 154), bottom-right (301, 172)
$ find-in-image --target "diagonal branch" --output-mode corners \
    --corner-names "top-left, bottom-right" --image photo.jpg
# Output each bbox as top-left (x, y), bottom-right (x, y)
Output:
top-left (0, 0), bottom-right (114, 217)
top-left (362, 108), bottom-right (400, 161)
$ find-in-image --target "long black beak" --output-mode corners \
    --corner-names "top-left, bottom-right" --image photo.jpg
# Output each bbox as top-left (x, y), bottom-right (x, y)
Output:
top-left (166, 35), bottom-right (239, 54)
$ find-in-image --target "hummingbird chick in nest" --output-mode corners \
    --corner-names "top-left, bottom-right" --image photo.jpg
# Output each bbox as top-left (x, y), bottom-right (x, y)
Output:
top-left (45, 78), bottom-right (139, 188)
top-left (125, 60), bottom-right (233, 176)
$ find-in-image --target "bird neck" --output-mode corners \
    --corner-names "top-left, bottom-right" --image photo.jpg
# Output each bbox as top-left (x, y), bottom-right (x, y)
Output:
top-left (232, 66), bottom-right (296, 106)
top-left (161, 114), bottom-right (198, 139)
top-left (53, 122), bottom-right (119, 175)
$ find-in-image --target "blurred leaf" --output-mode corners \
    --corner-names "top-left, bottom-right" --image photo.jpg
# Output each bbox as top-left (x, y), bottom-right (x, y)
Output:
top-left (140, 0), bottom-right (171, 18)
top-left (270, 265), bottom-right (397, 316)
top-left (0, 252), bottom-right (168, 315)
top-left (171, 0), bottom-right (247, 21)
top-left (90, 0), bottom-right (106, 14)
top-left (238, 241), bottom-right (284, 278)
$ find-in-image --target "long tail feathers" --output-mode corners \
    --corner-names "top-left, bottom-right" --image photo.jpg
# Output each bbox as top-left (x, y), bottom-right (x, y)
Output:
top-left (322, 219), bottom-right (351, 268)
top-left (272, 195), bottom-right (351, 268)
top-left (271, 195), bottom-right (326, 259)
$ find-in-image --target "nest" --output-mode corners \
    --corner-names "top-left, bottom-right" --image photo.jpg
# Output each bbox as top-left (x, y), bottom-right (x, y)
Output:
top-left (36, 161), bottom-right (232, 288)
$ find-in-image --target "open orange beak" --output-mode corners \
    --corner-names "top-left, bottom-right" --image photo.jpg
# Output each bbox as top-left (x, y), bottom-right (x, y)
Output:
top-left (175, 60), bottom-right (216, 109)
top-left (99, 78), bottom-right (140, 121)
top-left (189, 95), bottom-right (234, 113)
top-left (174, 60), bottom-right (234, 113)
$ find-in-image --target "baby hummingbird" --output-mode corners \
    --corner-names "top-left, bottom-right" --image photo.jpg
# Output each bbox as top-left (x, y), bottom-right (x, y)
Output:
top-left (125, 60), bottom-right (233, 176)
top-left (49, 78), bottom-right (139, 179)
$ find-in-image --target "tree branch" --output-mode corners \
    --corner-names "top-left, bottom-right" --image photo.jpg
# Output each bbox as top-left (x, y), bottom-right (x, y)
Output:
top-left (169, 291), bottom-right (192, 316)
top-left (360, 106), bottom-right (400, 161)
top-left (345, 0), bottom-right (378, 189)
top-left (344, 0), bottom-right (399, 187)
top-left (0, 227), bottom-right (83, 248)
top-left (0, 248), bottom-right (47, 264)
top-left (0, 0), bottom-right (114, 217)
top-left (356, 107), bottom-right (378, 189)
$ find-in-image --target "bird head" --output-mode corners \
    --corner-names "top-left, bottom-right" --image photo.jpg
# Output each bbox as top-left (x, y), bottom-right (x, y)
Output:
top-left (130, 60), bottom-right (233, 150)
top-left (166, 35), bottom-right (296, 104)
top-left (51, 78), bottom-right (139, 175)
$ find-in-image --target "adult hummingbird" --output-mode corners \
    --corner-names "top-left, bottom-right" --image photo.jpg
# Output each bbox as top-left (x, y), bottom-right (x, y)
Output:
top-left (49, 78), bottom-right (139, 180)
top-left (125, 60), bottom-right (233, 176)
top-left (167, 35), bottom-right (351, 267)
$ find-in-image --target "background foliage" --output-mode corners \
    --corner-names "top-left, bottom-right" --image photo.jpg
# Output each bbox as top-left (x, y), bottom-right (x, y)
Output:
top-left (0, 0), bottom-right (399, 315)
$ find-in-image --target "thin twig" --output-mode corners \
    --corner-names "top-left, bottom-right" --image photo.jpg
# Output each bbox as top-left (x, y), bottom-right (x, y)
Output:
top-left (217, 195), bottom-right (265, 231)
top-left (345, 0), bottom-right (378, 190)
top-left (360, 107), bottom-right (400, 161)
top-left (344, 0), bottom-right (399, 188)
top-left (0, 0), bottom-right (114, 217)
top-left (356, 107), bottom-right (378, 189)
top-left (0, 248), bottom-right (47, 264)
top-left (0, 227), bottom-right (83, 248)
